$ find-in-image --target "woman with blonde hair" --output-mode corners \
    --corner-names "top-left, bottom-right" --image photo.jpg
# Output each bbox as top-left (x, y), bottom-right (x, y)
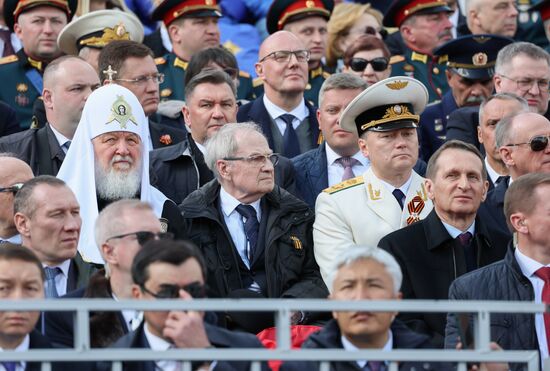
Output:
top-left (326, 3), bottom-right (385, 70)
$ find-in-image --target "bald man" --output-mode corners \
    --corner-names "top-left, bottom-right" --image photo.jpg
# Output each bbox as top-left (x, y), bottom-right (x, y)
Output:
top-left (237, 31), bottom-right (320, 159)
top-left (0, 154), bottom-right (34, 243)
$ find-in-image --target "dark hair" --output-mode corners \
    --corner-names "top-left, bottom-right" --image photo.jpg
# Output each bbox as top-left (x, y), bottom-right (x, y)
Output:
top-left (98, 40), bottom-right (154, 84)
top-left (14, 175), bottom-right (67, 218)
top-left (0, 244), bottom-right (45, 282)
top-left (426, 140), bottom-right (487, 181)
top-left (184, 69), bottom-right (236, 102)
top-left (131, 239), bottom-right (206, 286)
top-left (185, 47), bottom-right (239, 86)
top-left (343, 34), bottom-right (390, 67)
top-left (504, 173), bottom-right (550, 232)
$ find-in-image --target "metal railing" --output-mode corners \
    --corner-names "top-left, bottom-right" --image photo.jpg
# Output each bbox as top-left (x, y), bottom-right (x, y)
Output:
top-left (0, 299), bottom-right (544, 370)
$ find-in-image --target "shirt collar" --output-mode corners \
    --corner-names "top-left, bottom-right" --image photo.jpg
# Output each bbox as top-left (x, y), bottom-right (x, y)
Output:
top-left (340, 330), bottom-right (393, 368)
top-left (194, 141), bottom-right (207, 156)
top-left (484, 157), bottom-right (505, 185)
top-left (325, 143), bottom-right (370, 168)
top-left (441, 220), bottom-right (476, 239)
top-left (219, 187), bottom-right (262, 220)
top-left (49, 124), bottom-right (71, 149)
top-left (0, 333), bottom-right (30, 369)
top-left (144, 322), bottom-right (172, 351)
top-left (262, 94), bottom-right (308, 122)
top-left (379, 174), bottom-right (413, 196)
top-left (42, 259), bottom-right (71, 278)
top-left (515, 244), bottom-right (548, 278)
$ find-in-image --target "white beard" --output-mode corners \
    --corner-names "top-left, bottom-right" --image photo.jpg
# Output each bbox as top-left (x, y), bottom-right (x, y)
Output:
top-left (95, 155), bottom-right (141, 200)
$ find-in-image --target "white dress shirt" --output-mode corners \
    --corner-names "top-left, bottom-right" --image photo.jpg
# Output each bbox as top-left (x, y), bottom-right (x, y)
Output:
top-left (379, 175), bottom-right (413, 206)
top-left (325, 144), bottom-right (369, 186)
top-left (441, 221), bottom-right (475, 239)
top-left (515, 246), bottom-right (550, 362)
top-left (43, 259), bottom-right (71, 296)
top-left (341, 330), bottom-right (393, 369)
top-left (112, 293), bottom-right (142, 331)
top-left (0, 334), bottom-right (29, 371)
top-left (484, 157), bottom-right (506, 186)
top-left (49, 124), bottom-right (72, 154)
top-left (263, 94), bottom-right (309, 137)
top-left (144, 323), bottom-right (181, 371)
top-left (0, 234), bottom-right (21, 244)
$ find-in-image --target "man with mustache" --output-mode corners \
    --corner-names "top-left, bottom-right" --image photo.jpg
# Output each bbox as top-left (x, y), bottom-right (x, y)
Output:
top-left (379, 140), bottom-right (509, 347)
top-left (56, 84), bottom-right (184, 265)
top-left (419, 34), bottom-right (512, 161)
top-left (384, 0), bottom-right (454, 102)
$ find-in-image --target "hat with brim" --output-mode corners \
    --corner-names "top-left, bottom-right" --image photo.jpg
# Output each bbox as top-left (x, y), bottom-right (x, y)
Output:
top-left (151, 0), bottom-right (221, 26)
top-left (266, 0), bottom-right (334, 35)
top-left (433, 34), bottom-right (513, 80)
top-left (383, 0), bottom-right (452, 28)
top-left (4, 0), bottom-right (77, 31)
top-left (339, 76), bottom-right (428, 136)
top-left (58, 9), bottom-right (144, 56)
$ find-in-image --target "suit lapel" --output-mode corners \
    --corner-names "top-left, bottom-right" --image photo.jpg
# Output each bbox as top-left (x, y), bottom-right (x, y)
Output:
top-left (307, 144), bottom-right (329, 194)
top-left (362, 168), bottom-right (403, 230)
top-left (247, 97), bottom-right (277, 150)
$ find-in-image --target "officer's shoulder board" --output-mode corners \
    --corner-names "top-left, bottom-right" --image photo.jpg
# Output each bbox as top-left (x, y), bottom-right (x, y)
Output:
top-left (389, 55), bottom-right (405, 65)
top-left (155, 57), bottom-right (166, 65)
top-left (253, 77), bottom-right (264, 88)
top-left (239, 70), bottom-right (250, 78)
top-left (425, 99), bottom-right (441, 107)
top-left (0, 55), bottom-right (18, 65)
top-left (322, 71), bottom-right (331, 79)
top-left (323, 176), bottom-right (364, 195)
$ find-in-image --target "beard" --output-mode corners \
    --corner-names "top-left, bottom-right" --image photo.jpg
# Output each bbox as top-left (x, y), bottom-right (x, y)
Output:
top-left (95, 155), bottom-right (142, 201)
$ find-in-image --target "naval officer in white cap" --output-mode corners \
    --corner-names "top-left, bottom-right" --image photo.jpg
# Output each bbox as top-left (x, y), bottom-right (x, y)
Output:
top-left (313, 76), bottom-right (434, 286)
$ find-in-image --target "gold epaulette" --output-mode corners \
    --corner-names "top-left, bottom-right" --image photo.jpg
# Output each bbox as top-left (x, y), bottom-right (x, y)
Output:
top-left (322, 71), bottom-right (331, 79)
top-left (0, 54), bottom-right (18, 65)
top-left (239, 70), bottom-right (250, 78)
top-left (426, 100), bottom-right (441, 107)
top-left (253, 77), bottom-right (264, 88)
top-left (323, 176), bottom-right (364, 194)
top-left (154, 57), bottom-right (166, 65)
top-left (389, 55), bottom-right (405, 65)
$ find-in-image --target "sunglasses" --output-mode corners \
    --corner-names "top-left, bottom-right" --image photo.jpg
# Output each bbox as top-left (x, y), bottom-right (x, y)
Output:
top-left (506, 135), bottom-right (550, 152)
top-left (349, 57), bottom-right (389, 72)
top-left (141, 282), bottom-right (207, 299)
top-left (0, 183), bottom-right (24, 194)
top-left (105, 231), bottom-right (174, 245)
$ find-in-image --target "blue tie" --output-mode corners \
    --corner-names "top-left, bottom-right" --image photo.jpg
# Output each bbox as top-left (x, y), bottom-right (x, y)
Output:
top-left (44, 267), bottom-right (61, 298)
top-left (279, 114), bottom-right (300, 158)
top-left (2, 361), bottom-right (17, 371)
top-left (236, 204), bottom-right (259, 262)
top-left (392, 189), bottom-right (405, 210)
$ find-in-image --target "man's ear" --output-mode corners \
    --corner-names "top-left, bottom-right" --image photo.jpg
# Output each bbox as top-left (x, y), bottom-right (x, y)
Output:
top-left (42, 88), bottom-right (53, 109)
top-left (317, 109), bottom-right (322, 130)
top-left (131, 284), bottom-right (142, 299)
top-left (499, 146), bottom-right (513, 167)
top-left (101, 242), bottom-right (117, 265)
top-left (425, 178), bottom-right (435, 201)
top-left (255, 62), bottom-right (264, 80)
top-left (13, 213), bottom-right (30, 237)
top-left (217, 159), bottom-right (230, 180)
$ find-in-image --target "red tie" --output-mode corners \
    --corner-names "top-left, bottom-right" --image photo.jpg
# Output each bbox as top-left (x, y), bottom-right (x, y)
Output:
top-left (535, 267), bottom-right (550, 352)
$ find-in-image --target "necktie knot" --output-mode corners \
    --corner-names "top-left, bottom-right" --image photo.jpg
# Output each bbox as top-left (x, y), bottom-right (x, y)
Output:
top-left (1, 362), bottom-right (17, 371)
top-left (44, 266), bottom-right (61, 298)
top-left (495, 176), bottom-right (509, 187)
top-left (536, 267), bottom-right (550, 283)
top-left (336, 156), bottom-right (360, 181)
top-left (279, 114), bottom-right (296, 127)
top-left (366, 360), bottom-right (383, 371)
top-left (457, 232), bottom-right (472, 247)
top-left (236, 204), bottom-right (257, 220)
top-left (44, 266), bottom-right (61, 280)
top-left (392, 189), bottom-right (405, 209)
top-left (0, 29), bottom-right (15, 57)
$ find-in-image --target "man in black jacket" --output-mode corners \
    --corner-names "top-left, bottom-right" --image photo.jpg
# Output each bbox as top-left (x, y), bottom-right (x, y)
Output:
top-left (0, 56), bottom-right (100, 175)
top-left (379, 140), bottom-right (509, 347)
top-left (180, 122), bottom-right (327, 332)
top-left (445, 173), bottom-right (550, 370)
top-left (281, 245), bottom-right (452, 371)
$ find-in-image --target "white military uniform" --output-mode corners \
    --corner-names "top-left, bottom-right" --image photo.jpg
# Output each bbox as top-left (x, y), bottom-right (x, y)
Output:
top-left (313, 167), bottom-right (433, 285)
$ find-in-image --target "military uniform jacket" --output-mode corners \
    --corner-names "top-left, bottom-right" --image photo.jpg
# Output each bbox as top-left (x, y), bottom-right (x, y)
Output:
top-left (0, 49), bottom-right (43, 129)
top-left (419, 91), bottom-right (458, 161)
top-left (313, 167), bottom-right (433, 284)
top-left (390, 48), bottom-right (449, 103)
top-left (253, 64), bottom-right (330, 107)
top-left (156, 52), bottom-right (255, 101)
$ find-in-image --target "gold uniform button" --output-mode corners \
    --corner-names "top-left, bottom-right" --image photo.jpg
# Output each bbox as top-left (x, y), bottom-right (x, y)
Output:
top-left (432, 67), bottom-right (439, 74)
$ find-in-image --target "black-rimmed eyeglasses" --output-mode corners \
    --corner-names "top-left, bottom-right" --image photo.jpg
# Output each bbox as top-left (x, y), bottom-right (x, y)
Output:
top-left (140, 282), bottom-right (207, 299)
top-left (499, 75), bottom-right (550, 92)
top-left (0, 183), bottom-right (24, 194)
top-left (105, 231), bottom-right (174, 245)
top-left (505, 134), bottom-right (550, 152)
top-left (115, 73), bottom-right (165, 85)
top-left (223, 153), bottom-right (279, 166)
top-left (259, 50), bottom-right (310, 64)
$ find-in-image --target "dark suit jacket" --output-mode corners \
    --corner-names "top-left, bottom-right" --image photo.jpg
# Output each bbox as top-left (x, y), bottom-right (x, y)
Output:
top-left (150, 135), bottom-right (298, 204)
top-left (0, 123), bottom-right (65, 175)
top-left (237, 95), bottom-right (320, 155)
top-left (24, 330), bottom-right (76, 371)
top-left (99, 321), bottom-right (267, 371)
top-left (148, 119), bottom-right (186, 149)
top-left (143, 28), bottom-right (168, 58)
top-left (0, 100), bottom-right (21, 138)
top-left (291, 143), bottom-right (429, 209)
top-left (445, 106), bottom-right (481, 150)
top-left (477, 178), bottom-right (512, 241)
top-left (379, 209), bottom-right (509, 347)
top-left (419, 91), bottom-right (458, 161)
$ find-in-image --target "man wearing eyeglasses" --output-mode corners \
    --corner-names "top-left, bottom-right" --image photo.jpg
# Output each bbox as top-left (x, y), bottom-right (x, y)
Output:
top-left (384, 0), bottom-right (453, 103)
top-left (180, 122), bottom-right (327, 333)
top-left (98, 40), bottom-right (186, 149)
top-left (447, 41), bottom-right (550, 149)
top-left (478, 111), bottom-right (550, 242)
top-left (252, 0), bottom-right (334, 107)
top-left (100, 239), bottom-right (266, 371)
top-left (238, 31), bottom-right (320, 159)
top-left (419, 34), bottom-right (512, 161)
top-left (0, 154), bottom-right (33, 244)
top-left (44, 199), bottom-right (165, 348)
top-left (0, 56), bottom-right (100, 176)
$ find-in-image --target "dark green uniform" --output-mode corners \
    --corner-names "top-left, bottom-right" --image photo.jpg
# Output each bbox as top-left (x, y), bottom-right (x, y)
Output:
top-left (252, 64), bottom-right (331, 106)
top-left (155, 52), bottom-right (255, 102)
top-left (390, 49), bottom-right (449, 103)
top-left (0, 49), bottom-right (43, 129)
